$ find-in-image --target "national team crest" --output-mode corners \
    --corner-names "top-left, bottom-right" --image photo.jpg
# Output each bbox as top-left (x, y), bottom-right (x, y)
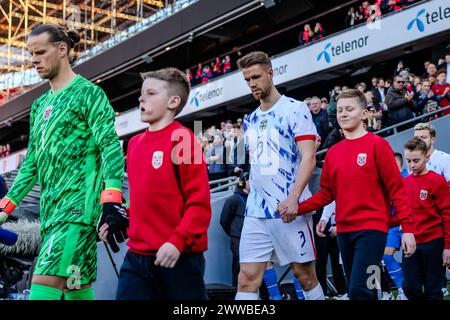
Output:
top-left (152, 151), bottom-right (164, 169)
top-left (357, 153), bottom-right (367, 166)
top-left (419, 189), bottom-right (428, 200)
top-left (43, 106), bottom-right (53, 121)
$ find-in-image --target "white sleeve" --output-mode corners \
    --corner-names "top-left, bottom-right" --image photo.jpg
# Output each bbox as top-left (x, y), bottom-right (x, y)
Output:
top-left (321, 201), bottom-right (336, 223)
top-left (288, 101), bottom-right (317, 142)
top-left (443, 154), bottom-right (450, 183)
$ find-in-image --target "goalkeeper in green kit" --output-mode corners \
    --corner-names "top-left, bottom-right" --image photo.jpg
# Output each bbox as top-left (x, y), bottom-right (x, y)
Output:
top-left (0, 24), bottom-right (127, 300)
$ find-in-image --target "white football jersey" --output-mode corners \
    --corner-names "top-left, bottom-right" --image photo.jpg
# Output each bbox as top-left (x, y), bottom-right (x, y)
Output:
top-left (243, 95), bottom-right (317, 219)
top-left (428, 148), bottom-right (450, 183)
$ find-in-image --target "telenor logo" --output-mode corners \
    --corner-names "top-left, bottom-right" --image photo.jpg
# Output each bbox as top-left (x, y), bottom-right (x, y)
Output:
top-left (407, 8), bottom-right (426, 32)
top-left (190, 91), bottom-right (200, 107)
top-left (316, 36), bottom-right (369, 64)
top-left (407, 6), bottom-right (450, 33)
top-left (189, 87), bottom-right (223, 107)
top-left (316, 43), bottom-right (332, 63)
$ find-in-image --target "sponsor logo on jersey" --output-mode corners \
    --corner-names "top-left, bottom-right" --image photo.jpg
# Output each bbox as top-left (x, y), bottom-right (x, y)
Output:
top-left (419, 189), bottom-right (428, 200)
top-left (357, 153), bottom-right (367, 166)
top-left (152, 151), bottom-right (164, 169)
top-left (44, 106), bottom-right (53, 120)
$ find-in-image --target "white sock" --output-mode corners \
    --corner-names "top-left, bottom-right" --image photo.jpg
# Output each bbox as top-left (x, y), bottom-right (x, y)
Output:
top-left (303, 284), bottom-right (325, 300)
top-left (235, 292), bottom-right (259, 300)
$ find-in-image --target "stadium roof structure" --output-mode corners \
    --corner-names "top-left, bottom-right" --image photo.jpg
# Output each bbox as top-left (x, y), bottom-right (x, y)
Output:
top-left (0, 0), bottom-right (168, 100)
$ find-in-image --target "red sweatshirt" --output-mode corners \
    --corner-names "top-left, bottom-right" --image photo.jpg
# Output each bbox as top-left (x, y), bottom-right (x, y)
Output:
top-left (126, 121), bottom-right (211, 255)
top-left (404, 171), bottom-right (450, 249)
top-left (298, 132), bottom-right (413, 234)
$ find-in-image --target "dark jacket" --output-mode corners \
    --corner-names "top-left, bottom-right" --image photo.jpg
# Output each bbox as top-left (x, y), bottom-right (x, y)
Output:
top-left (0, 175), bottom-right (8, 199)
top-left (220, 188), bottom-right (247, 239)
top-left (372, 87), bottom-right (387, 110)
top-left (385, 86), bottom-right (415, 125)
top-left (312, 109), bottom-right (331, 144)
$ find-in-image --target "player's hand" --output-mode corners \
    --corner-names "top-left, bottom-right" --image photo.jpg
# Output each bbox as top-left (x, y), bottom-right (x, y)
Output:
top-left (277, 195), bottom-right (299, 223)
top-left (401, 233), bottom-right (416, 258)
top-left (316, 220), bottom-right (327, 237)
top-left (155, 242), bottom-right (180, 268)
top-left (443, 249), bottom-right (450, 267)
top-left (330, 226), bottom-right (337, 237)
top-left (97, 202), bottom-right (129, 253)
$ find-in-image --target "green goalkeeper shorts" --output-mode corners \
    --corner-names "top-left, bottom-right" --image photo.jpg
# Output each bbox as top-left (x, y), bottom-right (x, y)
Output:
top-left (33, 223), bottom-right (98, 287)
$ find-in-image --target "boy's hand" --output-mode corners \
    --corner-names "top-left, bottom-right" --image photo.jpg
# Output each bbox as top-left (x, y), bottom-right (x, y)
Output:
top-left (155, 242), bottom-right (180, 268)
top-left (330, 226), bottom-right (337, 237)
top-left (277, 195), bottom-right (299, 223)
top-left (316, 220), bottom-right (327, 237)
top-left (401, 233), bottom-right (416, 258)
top-left (443, 249), bottom-right (450, 267)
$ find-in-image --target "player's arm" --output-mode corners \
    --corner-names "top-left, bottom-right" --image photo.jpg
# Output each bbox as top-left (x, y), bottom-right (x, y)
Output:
top-left (276, 102), bottom-right (317, 222)
top-left (296, 152), bottom-right (334, 215)
top-left (85, 86), bottom-right (124, 196)
top-left (1, 105), bottom-right (39, 224)
top-left (84, 86), bottom-right (127, 252)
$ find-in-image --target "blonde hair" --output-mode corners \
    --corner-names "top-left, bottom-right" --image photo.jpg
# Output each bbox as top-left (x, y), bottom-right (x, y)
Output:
top-left (413, 122), bottom-right (436, 138)
top-left (237, 51), bottom-right (272, 70)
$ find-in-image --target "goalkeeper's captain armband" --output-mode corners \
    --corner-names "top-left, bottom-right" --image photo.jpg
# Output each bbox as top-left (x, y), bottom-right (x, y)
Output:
top-left (0, 197), bottom-right (16, 215)
top-left (100, 189), bottom-right (122, 204)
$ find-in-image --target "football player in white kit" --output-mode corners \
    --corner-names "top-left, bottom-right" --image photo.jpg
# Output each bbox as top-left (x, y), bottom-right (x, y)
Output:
top-left (234, 51), bottom-right (324, 300)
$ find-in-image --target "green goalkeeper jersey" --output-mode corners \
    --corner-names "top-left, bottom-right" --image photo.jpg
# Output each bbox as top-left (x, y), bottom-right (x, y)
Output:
top-left (6, 75), bottom-right (124, 230)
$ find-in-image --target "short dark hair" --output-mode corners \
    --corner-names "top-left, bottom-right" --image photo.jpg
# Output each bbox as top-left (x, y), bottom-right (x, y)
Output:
top-left (435, 68), bottom-right (447, 78)
top-left (404, 137), bottom-right (428, 155)
top-left (336, 89), bottom-right (368, 109)
top-left (29, 24), bottom-right (80, 61)
top-left (141, 68), bottom-right (190, 115)
top-left (394, 152), bottom-right (403, 162)
top-left (237, 51), bottom-right (272, 69)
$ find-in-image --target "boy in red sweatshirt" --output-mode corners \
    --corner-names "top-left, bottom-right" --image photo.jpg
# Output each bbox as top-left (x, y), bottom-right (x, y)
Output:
top-left (283, 89), bottom-right (417, 300)
top-left (401, 137), bottom-right (450, 300)
top-left (99, 68), bottom-right (212, 300)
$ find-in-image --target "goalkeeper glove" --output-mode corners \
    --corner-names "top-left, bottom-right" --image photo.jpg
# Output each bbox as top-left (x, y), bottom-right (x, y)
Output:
top-left (0, 197), bottom-right (16, 225)
top-left (97, 190), bottom-right (129, 253)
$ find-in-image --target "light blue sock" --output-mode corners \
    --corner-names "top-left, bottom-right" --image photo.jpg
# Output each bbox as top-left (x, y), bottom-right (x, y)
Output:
top-left (293, 277), bottom-right (305, 300)
top-left (383, 254), bottom-right (403, 290)
top-left (263, 268), bottom-right (282, 300)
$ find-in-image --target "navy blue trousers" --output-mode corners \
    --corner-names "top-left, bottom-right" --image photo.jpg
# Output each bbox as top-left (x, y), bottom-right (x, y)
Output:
top-left (337, 230), bottom-right (387, 300)
top-left (402, 237), bottom-right (445, 300)
top-left (116, 251), bottom-right (207, 300)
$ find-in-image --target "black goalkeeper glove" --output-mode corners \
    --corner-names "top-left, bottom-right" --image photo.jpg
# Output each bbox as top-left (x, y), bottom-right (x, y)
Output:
top-left (98, 201), bottom-right (129, 253)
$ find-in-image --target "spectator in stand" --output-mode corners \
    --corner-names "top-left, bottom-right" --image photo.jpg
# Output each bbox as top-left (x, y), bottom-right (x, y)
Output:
top-left (372, 78), bottom-right (387, 109)
top-left (359, 1), bottom-right (371, 21)
top-left (385, 75), bottom-right (416, 130)
top-left (309, 96), bottom-right (330, 144)
top-left (201, 65), bottom-right (213, 83)
top-left (220, 121), bottom-right (226, 132)
top-left (356, 83), bottom-right (366, 93)
top-left (422, 63), bottom-right (437, 79)
top-left (304, 96), bottom-right (312, 108)
top-left (213, 57), bottom-right (223, 77)
top-left (5, 144), bottom-right (10, 157)
top-left (367, 4), bottom-right (382, 23)
top-left (437, 51), bottom-right (450, 83)
top-left (413, 76), bottom-right (421, 89)
top-left (345, 6), bottom-right (360, 27)
top-left (185, 68), bottom-right (194, 86)
top-left (196, 63), bottom-right (202, 83)
top-left (413, 80), bottom-right (435, 115)
top-left (223, 55), bottom-right (232, 74)
top-left (371, 77), bottom-right (378, 91)
top-left (320, 97), bottom-right (328, 110)
top-left (313, 23), bottom-right (324, 41)
top-left (342, 85), bottom-right (350, 91)
top-left (299, 24), bottom-right (314, 45)
top-left (432, 69), bottom-right (450, 116)
top-left (384, 0), bottom-right (406, 13)
top-left (399, 69), bottom-right (415, 94)
top-left (205, 133), bottom-right (227, 181)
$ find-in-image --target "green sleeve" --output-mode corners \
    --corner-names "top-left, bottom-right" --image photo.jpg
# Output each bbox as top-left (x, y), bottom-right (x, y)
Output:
top-left (6, 104), bottom-right (39, 205)
top-left (85, 85), bottom-right (124, 191)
